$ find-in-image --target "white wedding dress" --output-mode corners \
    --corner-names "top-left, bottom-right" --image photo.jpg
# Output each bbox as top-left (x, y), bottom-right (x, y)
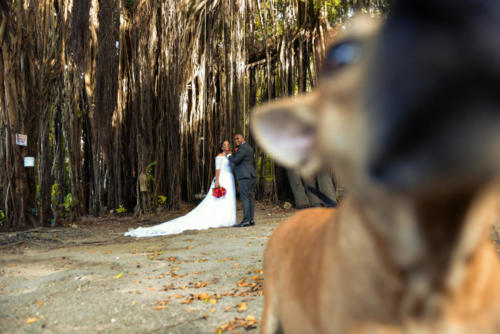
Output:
top-left (124, 156), bottom-right (237, 237)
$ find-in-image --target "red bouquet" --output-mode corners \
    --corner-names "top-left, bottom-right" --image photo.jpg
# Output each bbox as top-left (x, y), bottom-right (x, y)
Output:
top-left (213, 186), bottom-right (227, 198)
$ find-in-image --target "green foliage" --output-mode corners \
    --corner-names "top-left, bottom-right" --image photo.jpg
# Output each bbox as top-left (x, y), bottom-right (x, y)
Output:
top-left (0, 210), bottom-right (5, 226)
top-left (51, 183), bottom-right (60, 210)
top-left (124, 0), bottom-right (134, 9)
top-left (35, 184), bottom-right (41, 210)
top-left (146, 161), bottom-right (157, 181)
top-left (157, 195), bottom-right (167, 206)
top-left (116, 205), bottom-right (127, 214)
top-left (124, 0), bottom-right (136, 13)
top-left (51, 183), bottom-right (74, 214)
top-left (257, 154), bottom-right (275, 182)
top-left (63, 193), bottom-right (73, 212)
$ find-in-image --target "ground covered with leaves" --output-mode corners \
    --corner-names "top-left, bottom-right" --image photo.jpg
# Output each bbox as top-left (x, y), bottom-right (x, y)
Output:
top-left (0, 202), bottom-right (295, 333)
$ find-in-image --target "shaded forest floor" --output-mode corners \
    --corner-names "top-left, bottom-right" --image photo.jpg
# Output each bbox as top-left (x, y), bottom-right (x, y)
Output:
top-left (0, 202), bottom-right (296, 334)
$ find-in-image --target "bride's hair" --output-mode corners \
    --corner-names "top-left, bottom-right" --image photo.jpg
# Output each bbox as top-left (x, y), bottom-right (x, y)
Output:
top-left (219, 140), bottom-right (227, 153)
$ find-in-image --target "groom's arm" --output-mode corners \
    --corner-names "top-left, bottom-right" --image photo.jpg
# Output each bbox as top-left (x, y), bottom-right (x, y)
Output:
top-left (227, 147), bottom-right (246, 165)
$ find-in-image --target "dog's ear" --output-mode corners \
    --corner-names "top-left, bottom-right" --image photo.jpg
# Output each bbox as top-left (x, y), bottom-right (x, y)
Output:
top-left (250, 93), bottom-right (322, 177)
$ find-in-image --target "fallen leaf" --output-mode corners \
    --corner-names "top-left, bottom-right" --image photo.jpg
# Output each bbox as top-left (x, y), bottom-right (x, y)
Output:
top-left (194, 281), bottom-right (209, 288)
top-left (113, 272), bottom-right (123, 279)
top-left (26, 317), bottom-right (37, 324)
top-left (237, 302), bottom-right (248, 312)
top-left (199, 292), bottom-right (211, 300)
top-left (219, 322), bottom-right (230, 331)
top-left (187, 245), bottom-right (195, 249)
top-left (245, 315), bottom-right (256, 322)
top-left (209, 298), bottom-right (217, 305)
top-left (154, 300), bottom-right (168, 310)
top-left (210, 308), bottom-right (216, 313)
top-left (216, 316), bottom-right (259, 332)
top-left (38, 301), bottom-right (44, 306)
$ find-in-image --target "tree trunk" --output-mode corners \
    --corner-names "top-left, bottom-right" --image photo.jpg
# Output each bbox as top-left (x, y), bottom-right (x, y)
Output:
top-left (304, 178), bottom-right (323, 207)
top-left (317, 172), bottom-right (337, 203)
top-left (287, 169), bottom-right (310, 208)
top-left (91, 0), bottom-right (119, 215)
top-left (38, 108), bottom-right (52, 226)
top-left (0, 5), bottom-right (33, 229)
top-left (54, 106), bottom-right (66, 222)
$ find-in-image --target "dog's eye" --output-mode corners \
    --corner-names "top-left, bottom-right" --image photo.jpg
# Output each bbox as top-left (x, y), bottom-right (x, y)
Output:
top-left (323, 40), bottom-right (362, 73)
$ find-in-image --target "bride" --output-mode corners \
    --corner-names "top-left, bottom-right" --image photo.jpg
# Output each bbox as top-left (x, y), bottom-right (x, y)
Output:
top-left (125, 141), bottom-right (237, 237)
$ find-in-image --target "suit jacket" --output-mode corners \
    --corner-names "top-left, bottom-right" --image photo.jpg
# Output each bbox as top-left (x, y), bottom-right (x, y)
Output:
top-left (228, 142), bottom-right (256, 180)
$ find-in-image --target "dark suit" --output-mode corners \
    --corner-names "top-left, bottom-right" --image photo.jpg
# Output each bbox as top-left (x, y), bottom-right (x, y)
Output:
top-left (228, 142), bottom-right (256, 223)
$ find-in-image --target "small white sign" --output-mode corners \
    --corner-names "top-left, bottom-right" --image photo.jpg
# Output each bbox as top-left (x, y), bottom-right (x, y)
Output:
top-left (16, 134), bottom-right (27, 146)
top-left (24, 157), bottom-right (35, 167)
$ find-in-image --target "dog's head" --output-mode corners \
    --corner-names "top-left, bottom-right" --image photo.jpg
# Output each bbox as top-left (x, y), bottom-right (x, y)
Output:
top-left (251, 1), bottom-right (500, 198)
top-left (252, 1), bottom-right (500, 322)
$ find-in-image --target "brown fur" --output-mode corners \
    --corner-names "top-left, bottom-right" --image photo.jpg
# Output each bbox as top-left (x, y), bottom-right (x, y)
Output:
top-left (252, 12), bottom-right (500, 334)
top-left (261, 188), bottom-right (500, 333)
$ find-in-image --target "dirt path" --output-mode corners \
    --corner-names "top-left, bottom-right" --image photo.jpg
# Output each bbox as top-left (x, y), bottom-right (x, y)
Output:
top-left (2, 198), bottom-right (498, 334)
top-left (0, 203), bottom-right (295, 334)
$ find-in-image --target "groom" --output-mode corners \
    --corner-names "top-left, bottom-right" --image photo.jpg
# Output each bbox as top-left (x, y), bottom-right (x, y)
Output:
top-left (228, 133), bottom-right (257, 227)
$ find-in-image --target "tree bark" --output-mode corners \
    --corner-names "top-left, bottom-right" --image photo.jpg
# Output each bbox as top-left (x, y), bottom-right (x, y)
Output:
top-left (0, 3), bottom-right (33, 229)
top-left (287, 169), bottom-right (310, 208)
top-left (317, 172), bottom-right (337, 203)
top-left (304, 178), bottom-right (323, 207)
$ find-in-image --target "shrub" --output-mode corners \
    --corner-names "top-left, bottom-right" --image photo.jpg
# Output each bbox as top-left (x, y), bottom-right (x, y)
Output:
top-left (116, 205), bottom-right (127, 214)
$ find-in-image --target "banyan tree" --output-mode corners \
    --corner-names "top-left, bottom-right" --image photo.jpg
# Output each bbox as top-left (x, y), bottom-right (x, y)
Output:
top-left (0, 0), bottom-right (390, 230)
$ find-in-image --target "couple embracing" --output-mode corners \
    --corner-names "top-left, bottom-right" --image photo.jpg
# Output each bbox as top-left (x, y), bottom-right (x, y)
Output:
top-left (125, 134), bottom-right (256, 237)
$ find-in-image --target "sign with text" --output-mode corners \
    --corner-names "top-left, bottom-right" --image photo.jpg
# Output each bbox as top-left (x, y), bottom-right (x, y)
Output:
top-left (24, 157), bottom-right (35, 167)
top-left (16, 134), bottom-right (27, 146)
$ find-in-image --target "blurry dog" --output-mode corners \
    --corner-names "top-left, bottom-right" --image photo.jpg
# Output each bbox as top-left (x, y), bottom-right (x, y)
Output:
top-left (252, 1), bottom-right (500, 333)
